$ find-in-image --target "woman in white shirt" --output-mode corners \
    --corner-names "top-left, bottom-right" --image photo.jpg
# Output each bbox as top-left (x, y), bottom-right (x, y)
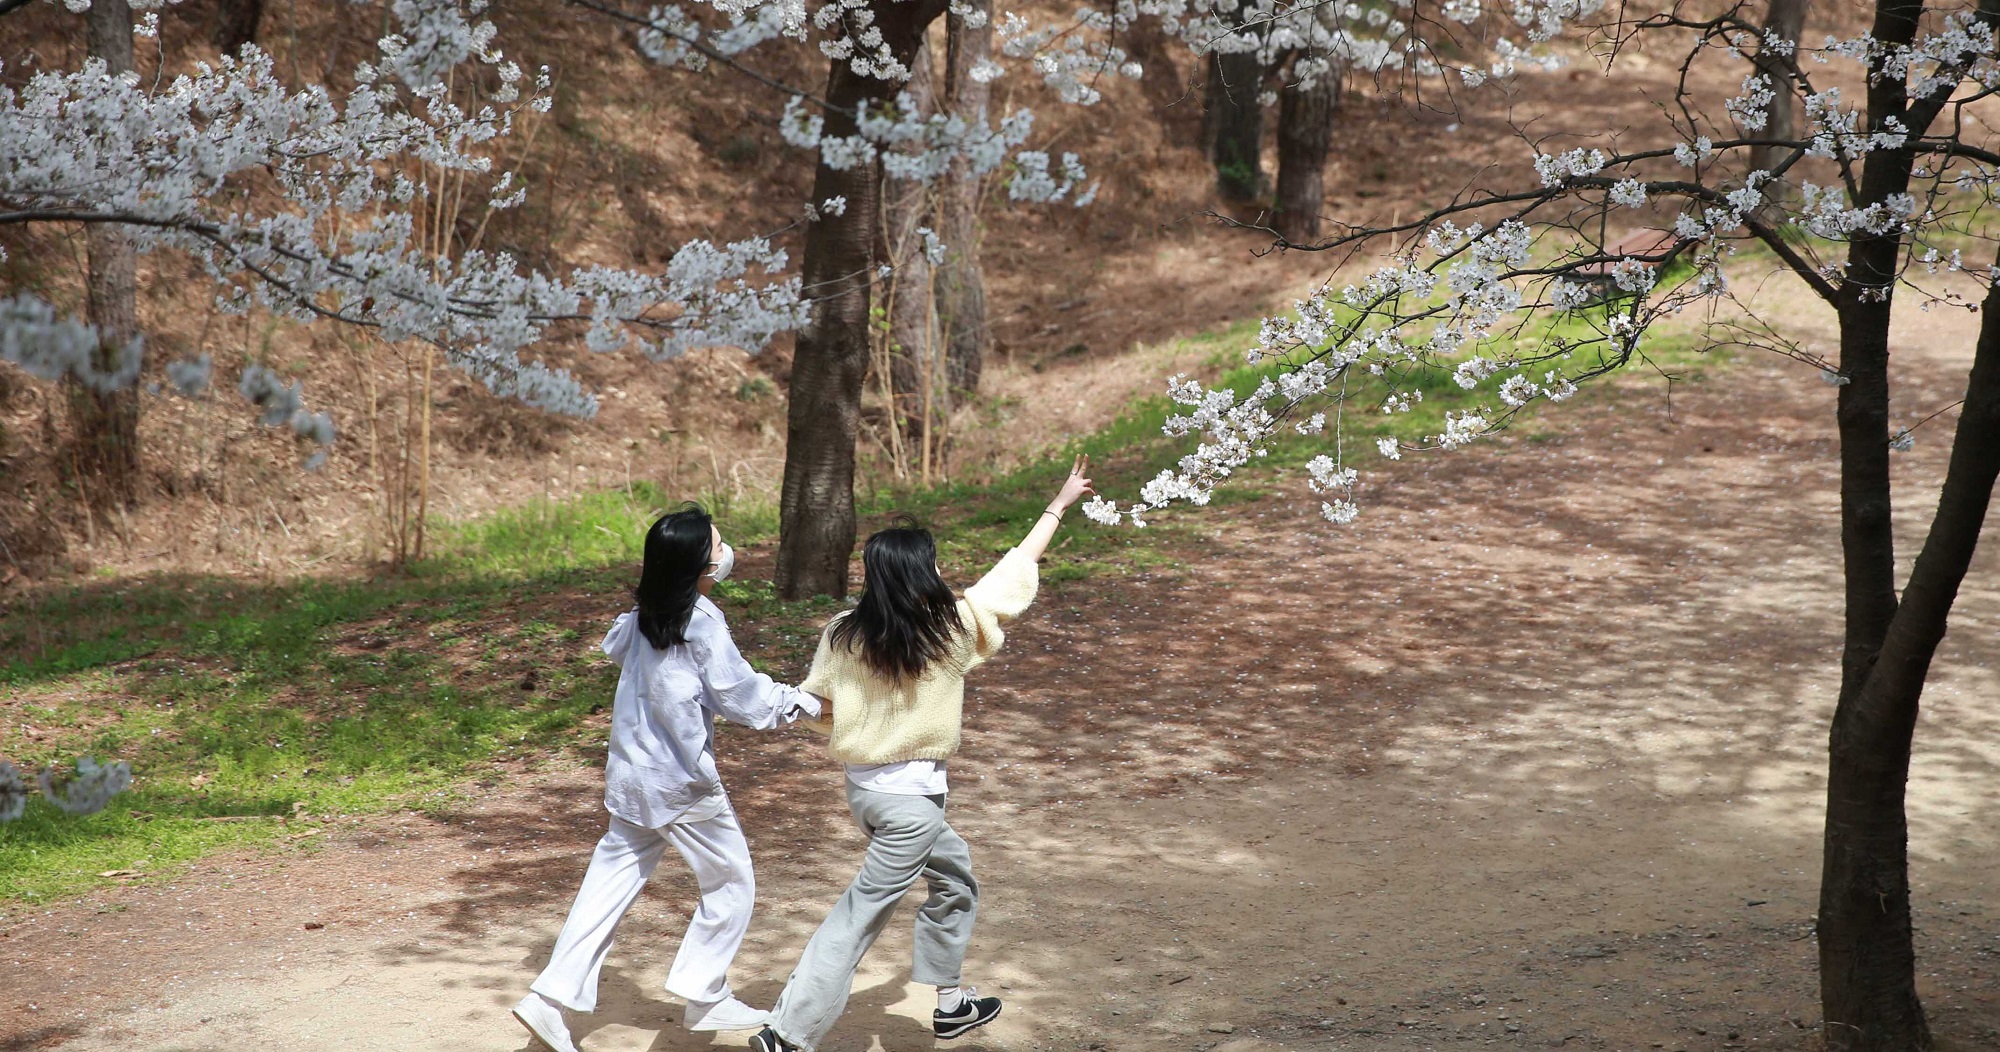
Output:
top-left (515, 505), bottom-right (821, 1051)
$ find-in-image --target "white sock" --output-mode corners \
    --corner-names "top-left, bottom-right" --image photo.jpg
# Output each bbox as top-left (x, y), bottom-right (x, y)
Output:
top-left (937, 986), bottom-right (965, 1012)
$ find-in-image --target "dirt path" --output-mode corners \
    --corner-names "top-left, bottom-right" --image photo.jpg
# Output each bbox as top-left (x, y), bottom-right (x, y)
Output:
top-left (5, 286), bottom-right (1998, 1052)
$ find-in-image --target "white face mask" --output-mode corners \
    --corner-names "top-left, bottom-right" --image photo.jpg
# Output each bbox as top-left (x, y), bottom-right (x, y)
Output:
top-left (704, 541), bottom-right (735, 583)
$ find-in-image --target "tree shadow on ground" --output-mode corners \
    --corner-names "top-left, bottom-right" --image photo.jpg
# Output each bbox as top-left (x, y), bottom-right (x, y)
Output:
top-left (395, 354), bottom-right (1999, 1049)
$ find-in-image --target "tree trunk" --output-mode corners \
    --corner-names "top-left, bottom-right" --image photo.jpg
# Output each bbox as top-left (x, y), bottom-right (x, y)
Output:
top-left (885, 39), bottom-right (939, 445)
top-left (1817, 0), bottom-right (1933, 1041)
top-left (214, 0), bottom-right (266, 54)
top-left (1748, 0), bottom-right (1807, 184)
top-left (71, 0), bottom-right (142, 505)
top-left (1820, 296), bottom-right (1931, 1052)
top-left (1122, 13), bottom-right (1197, 134)
top-left (775, 0), bottom-right (947, 599)
top-left (937, 0), bottom-right (992, 397)
top-left (1205, 31), bottom-right (1265, 203)
top-left (1829, 255), bottom-right (2000, 1052)
top-left (1274, 58), bottom-right (1337, 244)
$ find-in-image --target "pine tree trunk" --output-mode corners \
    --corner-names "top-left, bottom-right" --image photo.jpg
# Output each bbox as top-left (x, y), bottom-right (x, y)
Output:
top-left (72, 0), bottom-right (142, 504)
top-left (937, 0), bottom-right (992, 397)
top-left (1274, 59), bottom-right (1337, 244)
top-left (885, 41), bottom-right (938, 444)
top-left (214, 0), bottom-right (266, 54)
top-left (776, 0), bottom-right (947, 599)
top-left (1205, 36), bottom-right (1265, 203)
top-left (1749, 0), bottom-right (1807, 184)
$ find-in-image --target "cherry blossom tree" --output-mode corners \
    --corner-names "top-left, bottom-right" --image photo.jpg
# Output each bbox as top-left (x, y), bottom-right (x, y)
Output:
top-left (571, 0), bottom-right (1108, 596)
top-left (935, 0), bottom-right (992, 395)
top-left (580, 0), bottom-right (1549, 595)
top-left (1205, 6), bottom-right (1268, 202)
top-left (1091, 1), bottom-right (2000, 1046)
top-left (1273, 50), bottom-right (1339, 241)
top-left (6, 0), bottom-right (1553, 591)
top-left (2, 0), bottom-right (806, 476)
top-left (73, 0), bottom-right (143, 501)
top-left (1192, 0), bottom-right (1564, 226)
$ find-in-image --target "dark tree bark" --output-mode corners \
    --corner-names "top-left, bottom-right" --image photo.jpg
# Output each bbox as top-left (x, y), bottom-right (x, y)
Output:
top-left (1204, 33), bottom-right (1266, 203)
top-left (213, 0), bottom-right (266, 54)
top-left (1273, 58), bottom-right (1337, 244)
top-left (1820, 258), bottom-right (2000, 1052)
top-left (1815, 0), bottom-right (1936, 1045)
top-left (1122, 13), bottom-right (1199, 135)
top-left (937, 0), bottom-right (992, 397)
top-left (885, 40), bottom-right (939, 443)
top-left (1822, 296), bottom-right (1928, 1052)
top-left (1748, 0), bottom-right (1807, 185)
top-left (775, 0), bottom-right (948, 599)
top-left (72, 0), bottom-right (142, 504)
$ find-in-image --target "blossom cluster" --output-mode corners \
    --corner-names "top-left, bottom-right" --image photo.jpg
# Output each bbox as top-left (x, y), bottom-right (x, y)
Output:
top-left (1134, 0), bottom-right (1590, 93)
top-left (2, 25), bottom-right (803, 436)
top-left (0, 294), bottom-right (336, 458)
top-left (776, 94), bottom-right (1094, 203)
top-left (0, 757), bottom-right (132, 822)
top-left (0, 294), bottom-right (140, 395)
top-left (1079, 7), bottom-right (2000, 530)
top-left (627, 0), bottom-right (1581, 102)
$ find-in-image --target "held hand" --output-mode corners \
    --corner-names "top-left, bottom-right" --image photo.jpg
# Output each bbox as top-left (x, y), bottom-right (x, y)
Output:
top-left (1051, 453), bottom-right (1096, 512)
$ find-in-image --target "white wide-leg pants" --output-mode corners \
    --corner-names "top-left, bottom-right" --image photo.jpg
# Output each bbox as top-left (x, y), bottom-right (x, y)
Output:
top-left (530, 810), bottom-right (756, 1012)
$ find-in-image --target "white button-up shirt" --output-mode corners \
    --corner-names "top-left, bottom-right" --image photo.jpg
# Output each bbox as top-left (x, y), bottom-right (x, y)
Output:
top-left (599, 596), bottom-right (818, 828)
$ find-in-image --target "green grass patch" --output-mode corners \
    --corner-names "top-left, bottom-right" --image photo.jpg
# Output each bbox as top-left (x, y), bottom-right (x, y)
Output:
top-left (1, 580), bottom-right (622, 903)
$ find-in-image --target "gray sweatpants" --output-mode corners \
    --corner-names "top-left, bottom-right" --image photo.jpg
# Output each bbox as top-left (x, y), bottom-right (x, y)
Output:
top-left (768, 784), bottom-right (978, 1051)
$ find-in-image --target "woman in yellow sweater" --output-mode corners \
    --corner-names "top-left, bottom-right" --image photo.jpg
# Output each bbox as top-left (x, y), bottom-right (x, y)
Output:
top-left (750, 456), bottom-right (1096, 1052)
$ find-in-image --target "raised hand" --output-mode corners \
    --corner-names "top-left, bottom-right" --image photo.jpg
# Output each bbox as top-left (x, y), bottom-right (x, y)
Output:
top-left (1019, 453), bottom-right (1095, 563)
top-left (1051, 453), bottom-right (1096, 512)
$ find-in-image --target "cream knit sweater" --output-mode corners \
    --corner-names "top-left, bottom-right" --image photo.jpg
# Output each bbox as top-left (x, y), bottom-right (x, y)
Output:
top-left (798, 547), bottom-right (1039, 764)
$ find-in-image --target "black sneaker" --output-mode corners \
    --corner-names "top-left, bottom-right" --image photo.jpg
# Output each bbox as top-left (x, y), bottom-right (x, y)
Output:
top-left (749, 1026), bottom-right (799, 1052)
top-left (933, 989), bottom-right (1003, 1040)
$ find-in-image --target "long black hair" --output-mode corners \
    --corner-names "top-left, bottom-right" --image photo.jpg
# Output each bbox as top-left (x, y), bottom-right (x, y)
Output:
top-left (829, 518), bottom-right (967, 681)
top-left (634, 503), bottom-right (714, 649)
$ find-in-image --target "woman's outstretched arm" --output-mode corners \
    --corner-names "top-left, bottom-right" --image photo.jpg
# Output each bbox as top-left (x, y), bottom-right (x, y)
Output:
top-left (1015, 454), bottom-right (1095, 563)
top-left (958, 455), bottom-right (1095, 663)
top-left (696, 609), bottom-right (821, 729)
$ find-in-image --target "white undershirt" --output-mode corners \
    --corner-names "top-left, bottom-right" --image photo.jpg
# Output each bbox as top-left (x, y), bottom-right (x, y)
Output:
top-left (845, 759), bottom-right (948, 796)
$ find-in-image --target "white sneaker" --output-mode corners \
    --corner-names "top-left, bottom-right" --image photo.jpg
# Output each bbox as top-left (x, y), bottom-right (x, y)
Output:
top-left (513, 993), bottom-right (582, 1052)
top-left (684, 994), bottom-right (772, 1032)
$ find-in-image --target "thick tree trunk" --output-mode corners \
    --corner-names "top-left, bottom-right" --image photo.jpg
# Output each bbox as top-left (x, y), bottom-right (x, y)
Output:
top-left (937, 0), bottom-right (991, 396)
top-left (1274, 58), bottom-right (1337, 244)
top-left (1817, 0), bottom-right (1933, 1042)
top-left (1826, 256), bottom-right (2000, 1052)
top-left (775, 0), bottom-right (946, 599)
top-left (1821, 295), bottom-right (1930, 1052)
top-left (1122, 13), bottom-right (1197, 132)
top-left (1205, 35), bottom-right (1265, 203)
top-left (885, 41), bottom-right (939, 444)
top-left (1819, 264), bottom-right (2000, 1052)
top-left (1749, 0), bottom-right (1807, 184)
top-left (72, 0), bottom-right (142, 504)
top-left (214, 0), bottom-right (266, 54)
